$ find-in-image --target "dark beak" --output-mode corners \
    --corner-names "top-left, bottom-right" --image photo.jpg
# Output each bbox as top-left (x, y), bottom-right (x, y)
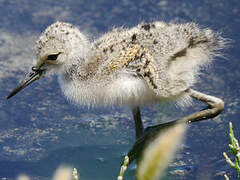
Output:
top-left (7, 67), bottom-right (44, 99)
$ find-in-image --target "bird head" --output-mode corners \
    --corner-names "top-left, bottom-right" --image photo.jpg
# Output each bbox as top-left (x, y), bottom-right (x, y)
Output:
top-left (7, 21), bottom-right (89, 99)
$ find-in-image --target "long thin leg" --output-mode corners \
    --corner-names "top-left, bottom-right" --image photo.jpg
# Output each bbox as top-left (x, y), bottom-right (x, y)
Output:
top-left (146, 88), bottom-right (224, 132)
top-left (132, 106), bottom-right (144, 139)
top-left (127, 89), bottom-right (224, 164)
top-left (185, 89), bottom-right (224, 122)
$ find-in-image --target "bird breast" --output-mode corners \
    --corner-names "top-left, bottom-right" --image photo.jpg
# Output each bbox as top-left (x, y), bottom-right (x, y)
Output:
top-left (58, 71), bottom-right (160, 107)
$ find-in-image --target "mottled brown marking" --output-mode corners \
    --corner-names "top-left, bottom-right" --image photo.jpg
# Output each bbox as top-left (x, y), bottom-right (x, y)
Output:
top-left (138, 48), bottom-right (161, 90)
top-left (141, 24), bottom-right (151, 31)
top-left (108, 44), bottom-right (141, 72)
top-left (110, 45), bottom-right (114, 52)
top-left (131, 34), bottom-right (137, 42)
top-left (153, 40), bottom-right (158, 44)
top-left (188, 36), bottom-right (209, 48)
top-left (171, 48), bottom-right (187, 59)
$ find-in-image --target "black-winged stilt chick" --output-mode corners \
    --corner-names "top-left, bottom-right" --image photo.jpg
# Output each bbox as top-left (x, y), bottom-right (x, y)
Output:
top-left (7, 21), bottom-right (226, 139)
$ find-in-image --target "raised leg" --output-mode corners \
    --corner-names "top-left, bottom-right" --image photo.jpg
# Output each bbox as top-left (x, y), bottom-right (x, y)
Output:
top-left (185, 89), bottom-right (224, 122)
top-left (132, 106), bottom-right (144, 139)
top-left (146, 88), bottom-right (224, 131)
top-left (127, 89), bottom-right (224, 164)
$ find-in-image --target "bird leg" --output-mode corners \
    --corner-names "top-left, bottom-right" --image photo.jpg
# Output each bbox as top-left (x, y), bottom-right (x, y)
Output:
top-left (183, 88), bottom-right (225, 122)
top-left (127, 89), bottom-right (224, 164)
top-left (144, 88), bottom-right (224, 133)
top-left (132, 106), bottom-right (144, 139)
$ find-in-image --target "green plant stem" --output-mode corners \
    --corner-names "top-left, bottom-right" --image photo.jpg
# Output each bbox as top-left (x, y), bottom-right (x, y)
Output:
top-left (118, 156), bottom-right (129, 180)
top-left (224, 122), bottom-right (240, 179)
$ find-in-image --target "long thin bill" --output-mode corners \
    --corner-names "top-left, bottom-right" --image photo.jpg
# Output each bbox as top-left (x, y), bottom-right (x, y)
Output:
top-left (7, 72), bottom-right (42, 99)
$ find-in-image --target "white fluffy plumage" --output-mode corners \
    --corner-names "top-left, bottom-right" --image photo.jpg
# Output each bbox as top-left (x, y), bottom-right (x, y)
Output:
top-left (33, 21), bottom-right (226, 107)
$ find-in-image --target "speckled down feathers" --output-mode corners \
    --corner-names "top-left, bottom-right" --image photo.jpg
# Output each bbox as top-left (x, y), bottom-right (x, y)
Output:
top-left (35, 21), bottom-right (226, 107)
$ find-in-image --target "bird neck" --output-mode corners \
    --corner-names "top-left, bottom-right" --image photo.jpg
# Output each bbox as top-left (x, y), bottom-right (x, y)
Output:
top-left (59, 56), bottom-right (86, 82)
top-left (60, 36), bottom-right (91, 79)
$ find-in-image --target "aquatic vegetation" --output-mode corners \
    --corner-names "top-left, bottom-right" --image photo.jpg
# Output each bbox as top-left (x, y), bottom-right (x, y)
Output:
top-left (223, 122), bottom-right (240, 179)
top-left (118, 156), bottom-right (130, 180)
top-left (73, 168), bottom-right (79, 180)
top-left (118, 123), bottom-right (186, 180)
top-left (137, 123), bottom-right (186, 180)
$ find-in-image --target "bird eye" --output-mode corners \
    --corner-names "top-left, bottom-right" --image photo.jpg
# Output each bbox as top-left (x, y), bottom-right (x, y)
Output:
top-left (47, 53), bottom-right (61, 61)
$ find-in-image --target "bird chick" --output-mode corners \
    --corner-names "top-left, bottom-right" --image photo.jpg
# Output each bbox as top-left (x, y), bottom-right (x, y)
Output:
top-left (7, 21), bottom-right (227, 138)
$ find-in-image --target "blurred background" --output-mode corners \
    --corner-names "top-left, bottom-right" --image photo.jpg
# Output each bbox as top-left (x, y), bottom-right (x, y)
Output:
top-left (0, 0), bottom-right (239, 179)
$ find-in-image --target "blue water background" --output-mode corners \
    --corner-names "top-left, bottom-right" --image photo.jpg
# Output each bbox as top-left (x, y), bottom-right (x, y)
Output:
top-left (0, 0), bottom-right (239, 179)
